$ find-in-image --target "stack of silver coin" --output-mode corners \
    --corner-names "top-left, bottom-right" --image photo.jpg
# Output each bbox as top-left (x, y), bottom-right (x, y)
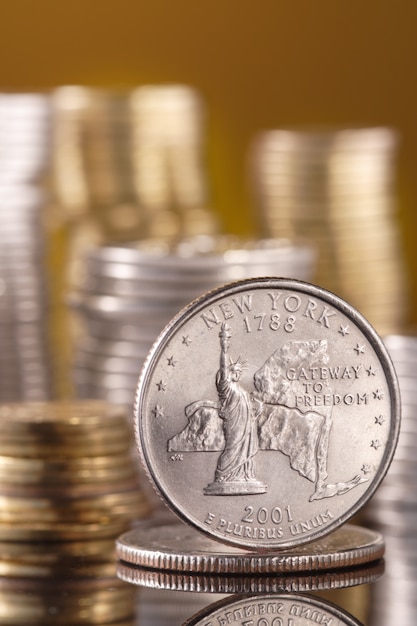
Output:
top-left (0, 93), bottom-right (53, 401)
top-left (71, 236), bottom-right (315, 407)
top-left (366, 334), bottom-right (417, 626)
top-left (249, 127), bottom-right (409, 336)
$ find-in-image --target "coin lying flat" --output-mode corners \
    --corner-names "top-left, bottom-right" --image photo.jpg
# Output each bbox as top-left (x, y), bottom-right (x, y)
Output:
top-left (116, 559), bottom-right (384, 594)
top-left (135, 277), bottom-right (400, 549)
top-left (116, 519), bottom-right (384, 573)
top-left (183, 592), bottom-right (365, 626)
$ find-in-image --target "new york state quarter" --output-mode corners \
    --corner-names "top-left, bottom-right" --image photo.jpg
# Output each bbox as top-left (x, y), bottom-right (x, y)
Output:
top-left (135, 278), bottom-right (400, 549)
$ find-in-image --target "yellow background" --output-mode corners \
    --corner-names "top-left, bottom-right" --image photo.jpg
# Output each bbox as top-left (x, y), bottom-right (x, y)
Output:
top-left (1, 0), bottom-right (417, 312)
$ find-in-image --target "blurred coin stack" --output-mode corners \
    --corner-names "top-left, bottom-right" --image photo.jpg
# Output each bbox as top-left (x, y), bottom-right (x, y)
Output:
top-left (51, 86), bottom-right (136, 290)
top-left (249, 127), bottom-right (409, 335)
top-left (71, 236), bottom-right (315, 407)
top-left (52, 84), bottom-right (217, 278)
top-left (51, 85), bottom-right (218, 396)
top-left (0, 93), bottom-right (54, 401)
top-left (52, 86), bottom-right (137, 246)
top-left (129, 84), bottom-right (218, 240)
top-left (0, 400), bottom-right (151, 625)
top-left (365, 335), bottom-right (417, 626)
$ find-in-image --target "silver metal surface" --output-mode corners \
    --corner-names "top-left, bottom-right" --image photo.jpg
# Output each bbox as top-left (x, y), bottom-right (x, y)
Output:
top-left (183, 593), bottom-right (364, 626)
top-left (135, 277), bottom-right (400, 549)
top-left (117, 559), bottom-right (384, 594)
top-left (116, 519), bottom-right (384, 573)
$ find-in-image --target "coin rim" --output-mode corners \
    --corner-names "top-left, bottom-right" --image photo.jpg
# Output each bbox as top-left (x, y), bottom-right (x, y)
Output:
top-left (134, 277), bottom-right (401, 549)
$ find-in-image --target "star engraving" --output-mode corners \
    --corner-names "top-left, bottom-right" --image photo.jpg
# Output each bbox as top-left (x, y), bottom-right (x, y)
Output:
top-left (182, 335), bottom-right (192, 346)
top-left (338, 325), bottom-right (350, 337)
top-left (361, 464), bottom-right (372, 475)
top-left (366, 365), bottom-right (377, 376)
top-left (373, 389), bottom-right (384, 400)
top-left (156, 380), bottom-right (167, 392)
top-left (167, 356), bottom-right (177, 367)
top-left (371, 440), bottom-right (381, 450)
top-left (152, 405), bottom-right (164, 418)
top-left (354, 344), bottom-right (365, 355)
top-left (374, 415), bottom-right (385, 425)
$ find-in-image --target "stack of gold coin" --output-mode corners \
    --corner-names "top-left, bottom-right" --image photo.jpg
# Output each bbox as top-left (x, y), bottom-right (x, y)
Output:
top-left (0, 400), bottom-right (151, 541)
top-left (249, 127), bottom-right (409, 336)
top-left (51, 84), bottom-right (217, 252)
top-left (51, 86), bottom-right (137, 238)
top-left (50, 85), bottom-right (139, 298)
top-left (128, 84), bottom-right (218, 240)
top-left (0, 400), bottom-right (149, 624)
top-left (0, 578), bottom-right (137, 625)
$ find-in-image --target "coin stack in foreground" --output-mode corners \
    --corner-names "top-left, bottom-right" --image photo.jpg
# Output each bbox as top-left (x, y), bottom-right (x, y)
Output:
top-left (0, 93), bottom-right (54, 401)
top-left (249, 127), bottom-right (409, 335)
top-left (365, 334), bottom-right (417, 626)
top-left (71, 236), bottom-right (315, 407)
top-left (0, 400), bottom-right (151, 625)
top-left (116, 277), bottom-right (398, 596)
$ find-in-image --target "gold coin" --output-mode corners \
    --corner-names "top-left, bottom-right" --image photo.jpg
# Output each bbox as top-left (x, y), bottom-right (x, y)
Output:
top-left (0, 455), bottom-right (139, 485)
top-left (0, 400), bottom-right (128, 429)
top-left (0, 537), bottom-right (116, 562)
top-left (0, 518), bottom-right (135, 542)
top-left (0, 585), bottom-right (136, 625)
top-left (0, 424), bottom-right (131, 442)
top-left (0, 560), bottom-right (117, 579)
top-left (0, 437), bottom-right (133, 458)
top-left (0, 491), bottom-right (149, 522)
top-left (0, 477), bottom-right (143, 498)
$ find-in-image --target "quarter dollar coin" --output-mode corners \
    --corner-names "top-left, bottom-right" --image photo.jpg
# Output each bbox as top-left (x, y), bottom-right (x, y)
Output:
top-left (135, 278), bottom-right (400, 549)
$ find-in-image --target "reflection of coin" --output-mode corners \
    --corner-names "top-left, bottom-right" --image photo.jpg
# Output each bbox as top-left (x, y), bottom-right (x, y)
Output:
top-left (116, 560), bottom-right (384, 594)
top-left (116, 519), bottom-right (384, 572)
top-left (183, 592), bottom-right (365, 626)
top-left (135, 277), bottom-right (400, 549)
top-left (0, 582), bottom-right (136, 624)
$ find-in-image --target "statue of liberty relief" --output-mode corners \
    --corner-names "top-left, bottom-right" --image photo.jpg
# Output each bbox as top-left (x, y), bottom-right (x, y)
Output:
top-left (204, 323), bottom-right (267, 495)
top-left (170, 325), bottom-right (368, 501)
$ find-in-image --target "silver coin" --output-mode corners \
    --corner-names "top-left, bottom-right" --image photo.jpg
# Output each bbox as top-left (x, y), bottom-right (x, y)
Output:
top-left (116, 519), bottom-right (384, 573)
top-left (116, 559), bottom-right (384, 594)
top-left (384, 334), bottom-right (417, 353)
top-left (79, 318), bottom-right (162, 343)
top-left (74, 367), bottom-right (138, 390)
top-left (76, 384), bottom-right (135, 407)
top-left (135, 277), bottom-right (400, 549)
top-left (76, 337), bottom-right (152, 360)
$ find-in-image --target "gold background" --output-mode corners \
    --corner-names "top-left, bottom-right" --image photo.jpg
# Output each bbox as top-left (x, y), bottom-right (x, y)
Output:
top-left (1, 0), bottom-right (416, 314)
